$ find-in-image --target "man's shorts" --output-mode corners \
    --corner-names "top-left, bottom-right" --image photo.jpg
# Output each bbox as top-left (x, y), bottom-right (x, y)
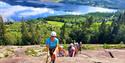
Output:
top-left (49, 48), bottom-right (56, 57)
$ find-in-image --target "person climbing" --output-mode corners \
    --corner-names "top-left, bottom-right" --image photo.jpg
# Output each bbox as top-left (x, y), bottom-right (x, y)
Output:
top-left (58, 45), bottom-right (67, 57)
top-left (68, 43), bottom-right (76, 57)
top-left (74, 43), bottom-right (79, 55)
top-left (79, 42), bottom-right (82, 53)
top-left (46, 31), bottom-right (59, 63)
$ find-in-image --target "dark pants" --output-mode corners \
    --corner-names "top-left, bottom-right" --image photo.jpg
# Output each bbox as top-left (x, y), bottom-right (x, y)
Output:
top-left (49, 48), bottom-right (56, 63)
top-left (49, 48), bottom-right (56, 57)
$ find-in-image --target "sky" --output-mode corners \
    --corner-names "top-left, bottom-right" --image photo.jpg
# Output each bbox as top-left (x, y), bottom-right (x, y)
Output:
top-left (0, 1), bottom-right (117, 21)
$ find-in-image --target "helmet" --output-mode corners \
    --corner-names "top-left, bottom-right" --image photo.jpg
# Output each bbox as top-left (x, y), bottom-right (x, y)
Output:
top-left (51, 31), bottom-right (57, 36)
top-left (74, 43), bottom-right (77, 45)
top-left (60, 45), bottom-right (63, 48)
top-left (70, 43), bottom-right (73, 46)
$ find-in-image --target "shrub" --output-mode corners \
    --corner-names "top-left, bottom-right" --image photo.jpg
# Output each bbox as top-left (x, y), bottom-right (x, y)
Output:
top-left (103, 43), bottom-right (111, 49)
top-left (25, 48), bottom-right (37, 56)
top-left (82, 44), bottom-right (97, 50)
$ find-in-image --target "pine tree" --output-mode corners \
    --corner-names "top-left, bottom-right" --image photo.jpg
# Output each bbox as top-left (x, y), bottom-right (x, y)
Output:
top-left (113, 11), bottom-right (125, 43)
top-left (28, 23), bottom-right (36, 45)
top-left (60, 22), bottom-right (66, 39)
top-left (35, 25), bottom-right (41, 44)
top-left (21, 18), bottom-right (31, 45)
top-left (85, 16), bottom-right (94, 28)
top-left (60, 22), bottom-right (66, 44)
top-left (98, 19), bottom-right (108, 44)
top-left (110, 20), bottom-right (119, 43)
top-left (118, 12), bottom-right (125, 24)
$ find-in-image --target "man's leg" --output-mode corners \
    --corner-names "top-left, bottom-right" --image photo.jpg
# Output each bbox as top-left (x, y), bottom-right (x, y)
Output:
top-left (52, 47), bottom-right (60, 63)
top-left (49, 48), bottom-right (56, 63)
top-left (49, 49), bottom-right (54, 63)
top-left (51, 53), bottom-right (56, 63)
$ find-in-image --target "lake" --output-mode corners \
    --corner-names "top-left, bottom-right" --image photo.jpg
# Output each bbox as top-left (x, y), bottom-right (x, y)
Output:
top-left (0, 1), bottom-right (117, 21)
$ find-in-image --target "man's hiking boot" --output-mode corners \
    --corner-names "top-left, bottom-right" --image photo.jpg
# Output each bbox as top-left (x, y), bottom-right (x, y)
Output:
top-left (51, 60), bottom-right (55, 63)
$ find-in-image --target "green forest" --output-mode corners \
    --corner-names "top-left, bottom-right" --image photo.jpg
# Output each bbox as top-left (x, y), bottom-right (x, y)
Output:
top-left (0, 12), bottom-right (125, 45)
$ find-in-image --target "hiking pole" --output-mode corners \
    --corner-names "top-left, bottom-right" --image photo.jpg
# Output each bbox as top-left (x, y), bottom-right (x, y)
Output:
top-left (46, 50), bottom-right (50, 63)
top-left (103, 49), bottom-right (114, 58)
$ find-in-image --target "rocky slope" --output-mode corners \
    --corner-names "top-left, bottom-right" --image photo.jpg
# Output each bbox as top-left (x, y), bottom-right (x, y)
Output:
top-left (0, 46), bottom-right (125, 63)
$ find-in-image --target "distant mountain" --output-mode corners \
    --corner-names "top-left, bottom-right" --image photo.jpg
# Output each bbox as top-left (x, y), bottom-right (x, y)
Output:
top-left (60, 0), bottom-right (125, 9)
top-left (1, 0), bottom-right (125, 9)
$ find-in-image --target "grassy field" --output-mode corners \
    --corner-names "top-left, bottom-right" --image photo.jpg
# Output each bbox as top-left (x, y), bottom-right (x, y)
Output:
top-left (47, 21), bottom-right (64, 27)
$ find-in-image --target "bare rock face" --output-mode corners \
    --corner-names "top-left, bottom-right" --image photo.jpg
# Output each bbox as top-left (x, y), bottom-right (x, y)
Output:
top-left (0, 46), bottom-right (125, 63)
top-left (0, 56), bottom-right (45, 63)
top-left (107, 49), bottom-right (125, 59)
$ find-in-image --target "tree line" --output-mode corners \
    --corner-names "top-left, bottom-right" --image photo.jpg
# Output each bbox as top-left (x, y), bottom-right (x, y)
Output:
top-left (0, 12), bottom-right (125, 45)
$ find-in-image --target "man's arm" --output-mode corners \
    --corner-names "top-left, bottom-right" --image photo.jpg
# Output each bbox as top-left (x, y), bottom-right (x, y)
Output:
top-left (72, 47), bottom-right (76, 57)
top-left (53, 39), bottom-right (59, 55)
top-left (53, 44), bottom-right (59, 55)
top-left (45, 39), bottom-right (49, 52)
top-left (46, 45), bottom-right (49, 52)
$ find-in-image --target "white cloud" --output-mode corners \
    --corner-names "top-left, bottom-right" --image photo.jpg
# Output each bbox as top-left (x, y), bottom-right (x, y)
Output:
top-left (0, 5), bottom-right (28, 17)
top-left (94, 7), bottom-right (117, 12)
top-left (0, 1), bottom-right (117, 21)
top-left (87, 6), bottom-right (117, 13)
top-left (19, 7), bottom-right (54, 16)
top-left (0, 4), bottom-right (55, 20)
top-left (0, 1), bottom-right (11, 7)
top-left (66, 12), bottom-right (82, 15)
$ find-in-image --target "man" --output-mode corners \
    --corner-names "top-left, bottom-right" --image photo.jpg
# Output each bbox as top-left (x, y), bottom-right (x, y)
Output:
top-left (46, 31), bottom-right (59, 63)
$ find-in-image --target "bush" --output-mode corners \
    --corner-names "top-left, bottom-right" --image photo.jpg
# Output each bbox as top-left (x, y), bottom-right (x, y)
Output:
top-left (4, 33), bottom-right (17, 45)
top-left (103, 43), bottom-right (125, 49)
top-left (42, 47), bottom-right (48, 52)
top-left (103, 43), bottom-right (111, 49)
top-left (63, 39), bottom-right (68, 49)
top-left (1, 48), bottom-right (14, 58)
top-left (25, 48), bottom-right (37, 56)
top-left (82, 44), bottom-right (97, 50)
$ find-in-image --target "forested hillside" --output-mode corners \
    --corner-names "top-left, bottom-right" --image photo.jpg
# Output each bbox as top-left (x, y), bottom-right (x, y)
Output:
top-left (0, 12), bottom-right (125, 45)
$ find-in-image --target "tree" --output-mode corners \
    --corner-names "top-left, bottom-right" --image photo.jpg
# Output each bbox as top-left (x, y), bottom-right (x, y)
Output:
top-left (98, 19), bottom-right (111, 44)
top-left (85, 16), bottom-right (94, 28)
top-left (117, 12), bottom-right (125, 25)
top-left (69, 29), bottom-right (86, 43)
top-left (112, 11), bottom-right (125, 43)
top-left (109, 20), bottom-right (119, 43)
top-left (108, 11), bottom-right (125, 43)
top-left (21, 18), bottom-right (31, 45)
top-left (0, 16), bottom-right (6, 45)
top-left (60, 22), bottom-right (66, 40)
top-left (28, 23), bottom-right (35, 44)
top-left (116, 24), bottom-right (125, 43)
top-left (35, 25), bottom-right (41, 44)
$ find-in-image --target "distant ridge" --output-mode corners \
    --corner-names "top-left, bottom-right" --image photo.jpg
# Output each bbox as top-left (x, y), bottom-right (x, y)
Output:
top-left (1, 0), bottom-right (125, 9)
